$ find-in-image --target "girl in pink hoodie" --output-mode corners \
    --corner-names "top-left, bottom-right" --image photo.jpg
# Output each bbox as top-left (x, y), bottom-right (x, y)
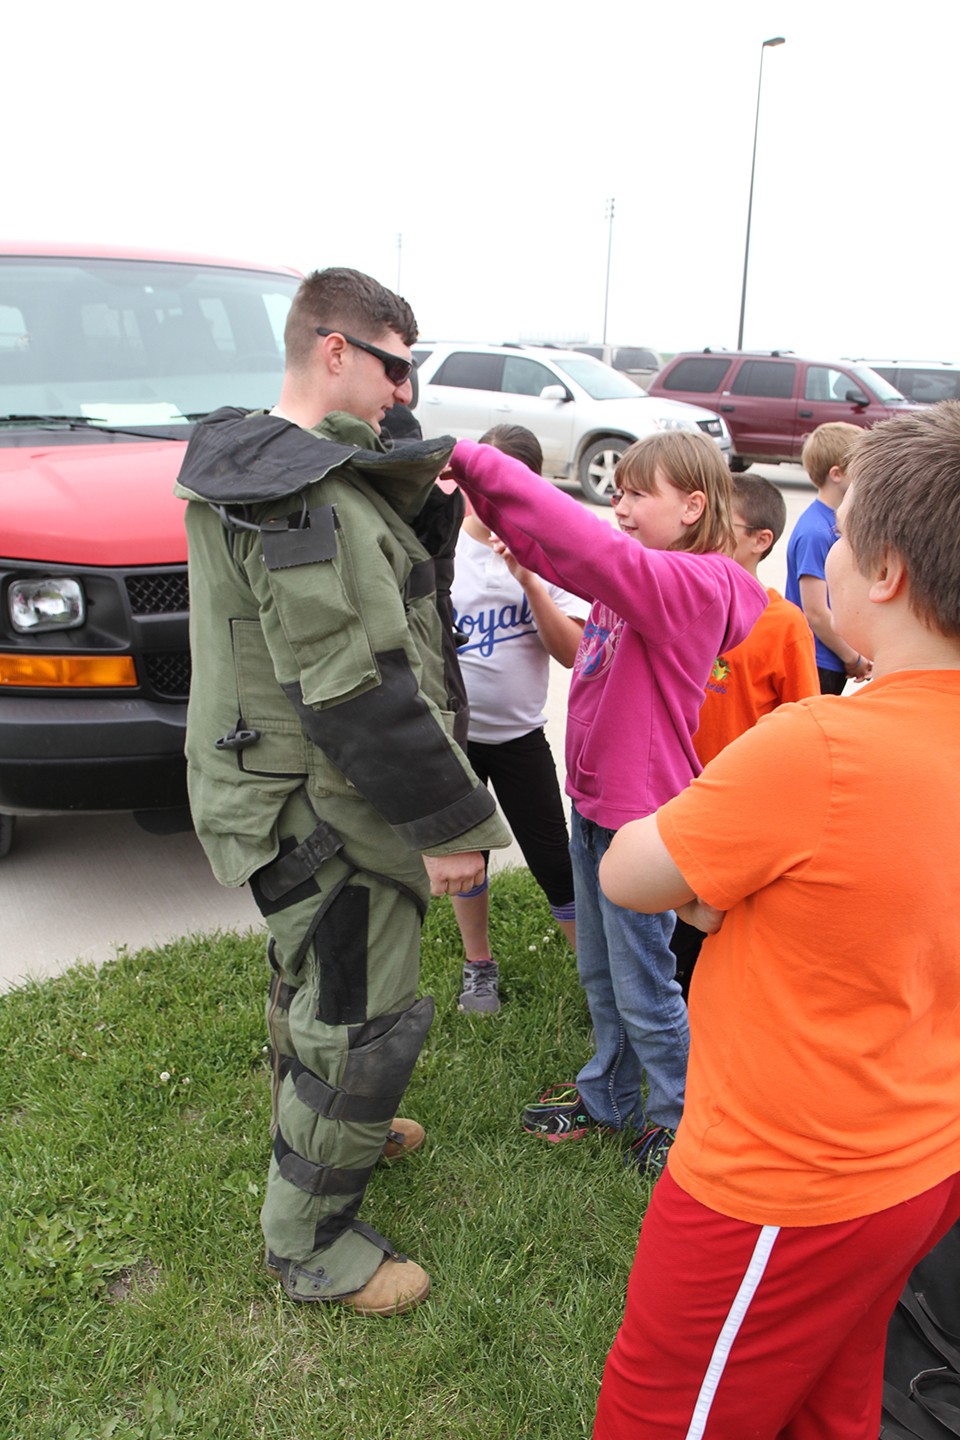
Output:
top-left (450, 429), bottom-right (766, 1172)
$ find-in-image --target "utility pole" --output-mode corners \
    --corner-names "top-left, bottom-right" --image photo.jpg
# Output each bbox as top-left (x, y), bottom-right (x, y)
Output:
top-left (603, 198), bottom-right (615, 343)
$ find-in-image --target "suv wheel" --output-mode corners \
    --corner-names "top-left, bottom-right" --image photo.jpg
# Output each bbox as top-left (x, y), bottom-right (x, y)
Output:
top-left (729, 455), bottom-right (751, 473)
top-left (579, 437), bottom-right (626, 504)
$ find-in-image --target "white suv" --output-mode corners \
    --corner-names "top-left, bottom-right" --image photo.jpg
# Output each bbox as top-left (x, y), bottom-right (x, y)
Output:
top-left (411, 342), bottom-right (732, 503)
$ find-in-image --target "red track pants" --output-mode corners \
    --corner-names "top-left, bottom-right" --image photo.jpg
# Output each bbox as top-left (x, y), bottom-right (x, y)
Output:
top-left (594, 1165), bottom-right (960, 1440)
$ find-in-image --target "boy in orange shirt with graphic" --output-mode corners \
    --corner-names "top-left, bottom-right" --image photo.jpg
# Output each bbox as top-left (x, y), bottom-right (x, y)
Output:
top-left (694, 473), bottom-right (818, 766)
top-left (671, 473), bottom-right (818, 995)
top-left (593, 403), bottom-right (960, 1440)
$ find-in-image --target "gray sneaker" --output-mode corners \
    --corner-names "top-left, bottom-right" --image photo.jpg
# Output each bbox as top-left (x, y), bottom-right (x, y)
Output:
top-left (457, 960), bottom-right (500, 1014)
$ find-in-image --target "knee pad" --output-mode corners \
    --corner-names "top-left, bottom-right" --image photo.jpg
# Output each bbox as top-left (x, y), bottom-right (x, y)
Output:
top-left (271, 997), bottom-right (435, 1222)
top-left (289, 996), bottom-right (435, 1127)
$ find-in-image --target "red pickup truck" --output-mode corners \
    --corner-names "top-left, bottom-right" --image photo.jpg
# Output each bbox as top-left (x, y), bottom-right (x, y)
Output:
top-left (0, 243), bottom-right (301, 856)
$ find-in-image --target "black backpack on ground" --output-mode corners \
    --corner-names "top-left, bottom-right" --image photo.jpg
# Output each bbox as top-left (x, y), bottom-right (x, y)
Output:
top-left (881, 1222), bottom-right (960, 1438)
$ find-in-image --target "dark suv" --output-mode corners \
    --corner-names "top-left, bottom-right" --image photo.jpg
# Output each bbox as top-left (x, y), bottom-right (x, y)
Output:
top-left (648, 350), bottom-right (916, 469)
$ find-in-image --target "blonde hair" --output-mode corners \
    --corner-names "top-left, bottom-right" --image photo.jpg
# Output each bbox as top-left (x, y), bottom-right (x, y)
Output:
top-left (614, 430), bottom-right (736, 555)
top-left (800, 422), bottom-right (863, 489)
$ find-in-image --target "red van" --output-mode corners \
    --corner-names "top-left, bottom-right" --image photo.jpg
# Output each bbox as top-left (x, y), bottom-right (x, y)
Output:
top-left (0, 243), bottom-right (301, 856)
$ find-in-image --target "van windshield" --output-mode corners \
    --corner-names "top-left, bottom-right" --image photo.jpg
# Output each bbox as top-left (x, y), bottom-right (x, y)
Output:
top-left (0, 255), bottom-right (301, 426)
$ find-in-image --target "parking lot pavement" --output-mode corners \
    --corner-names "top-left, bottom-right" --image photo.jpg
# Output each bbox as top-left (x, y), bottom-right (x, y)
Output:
top-left (1, 812), bottom-right (262, 991)
top-left (1, 467), bottom-right (812, 992)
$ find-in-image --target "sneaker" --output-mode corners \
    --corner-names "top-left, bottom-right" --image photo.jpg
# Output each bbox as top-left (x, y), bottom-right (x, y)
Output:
top-left (624, 1125), bottom-right (675, 1179)
top-left (521, 1084), bottom-right (598, 1142)
top-left (458, 959), bottom-right (500, 1014)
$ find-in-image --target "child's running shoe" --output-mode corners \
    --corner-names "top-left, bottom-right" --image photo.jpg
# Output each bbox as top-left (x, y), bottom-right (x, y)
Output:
top-left (521, 1085), bottom-right (599, 1142)
top-left (458, 959), bottom-right (500, 1014)
top-left (624, 1124), bottom-right (675, 1179)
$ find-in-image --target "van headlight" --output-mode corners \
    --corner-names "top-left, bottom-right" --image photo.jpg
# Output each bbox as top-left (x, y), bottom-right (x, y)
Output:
top-left (9, 577), bottom-right (85, 633)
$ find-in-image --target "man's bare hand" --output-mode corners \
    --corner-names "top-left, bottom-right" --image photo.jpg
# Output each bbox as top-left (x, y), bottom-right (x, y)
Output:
top-left (422, 851), bottom-right (486, 898)
top-left (676, 898), bottom-right (726, 935)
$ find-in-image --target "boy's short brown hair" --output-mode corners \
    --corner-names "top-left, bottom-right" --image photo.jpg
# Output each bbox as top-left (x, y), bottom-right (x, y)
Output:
top-left (732, 473), bottom-right (787, 560)
top-left (800, 422), bottom-right (863, 489)
top-left (845, 401), bottom-right (960, 640)
top-left (284, 267), bottom-right (417, 371)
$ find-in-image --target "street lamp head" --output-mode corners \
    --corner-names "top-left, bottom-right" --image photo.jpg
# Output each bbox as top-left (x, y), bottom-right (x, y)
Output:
top-left (763, 35), bottom-right (786, 47)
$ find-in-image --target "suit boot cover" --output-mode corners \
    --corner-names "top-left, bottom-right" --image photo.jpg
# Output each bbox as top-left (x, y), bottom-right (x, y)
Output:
top-left (263, 978), bottom-right (435, 1300)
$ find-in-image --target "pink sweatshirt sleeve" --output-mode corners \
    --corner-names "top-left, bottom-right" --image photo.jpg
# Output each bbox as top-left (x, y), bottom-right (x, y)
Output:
top-left (451, 438), bottom-right (766, 649)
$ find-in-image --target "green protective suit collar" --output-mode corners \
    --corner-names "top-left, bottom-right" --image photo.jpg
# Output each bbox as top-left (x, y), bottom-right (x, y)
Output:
top-left (174, 406), bottom-right (455, 515)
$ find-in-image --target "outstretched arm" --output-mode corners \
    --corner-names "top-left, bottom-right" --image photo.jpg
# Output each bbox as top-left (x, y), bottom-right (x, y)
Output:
top-left (452, 439), bottom-right (765, 650)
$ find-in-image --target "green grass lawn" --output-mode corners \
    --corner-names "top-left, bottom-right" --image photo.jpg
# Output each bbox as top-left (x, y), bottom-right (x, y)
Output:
top-left (0, 868), bottom-right (655, 1440)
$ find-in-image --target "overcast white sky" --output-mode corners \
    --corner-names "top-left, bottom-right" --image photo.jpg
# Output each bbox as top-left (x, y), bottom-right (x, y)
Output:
top-left (7, 0), bottom-right (957, 361)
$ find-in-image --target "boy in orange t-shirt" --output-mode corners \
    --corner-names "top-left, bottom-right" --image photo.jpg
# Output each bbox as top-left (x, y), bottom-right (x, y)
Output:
top-left (672, 475), bottom-right (819, 995)
top-left (593, 404), bottom-right (960, 1440)
top-left (693, 473), bottom-right (818, 767)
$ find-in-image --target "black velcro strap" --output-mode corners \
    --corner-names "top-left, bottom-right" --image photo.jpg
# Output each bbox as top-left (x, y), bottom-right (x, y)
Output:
top-left (261, 506), bottom-right (338, 570)
top-left (273, 1130), bottom-right (373, 1197)
top-left (257, 819), bottom-right (345, 902)
top-left (288, 1057), bottom-right (400, 1124)
top-left (404, 558), bottom-right (435, 602)
top-left (351, 1219), bottom-right (403, 1261)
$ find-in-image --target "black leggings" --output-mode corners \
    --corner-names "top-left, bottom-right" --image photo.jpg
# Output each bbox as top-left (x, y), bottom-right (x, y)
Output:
top-left (467, 728), bottom-right (574, 910)
top-left (818, 666), bottom-right (847, 695)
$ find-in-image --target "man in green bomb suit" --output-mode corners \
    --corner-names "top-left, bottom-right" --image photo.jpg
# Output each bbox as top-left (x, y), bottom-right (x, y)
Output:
top-left (175, 267), bottom-right (509, 1315)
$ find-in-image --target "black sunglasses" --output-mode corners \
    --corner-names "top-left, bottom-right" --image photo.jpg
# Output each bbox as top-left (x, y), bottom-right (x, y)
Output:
top-left (315, 327), bottom-right (414, 386)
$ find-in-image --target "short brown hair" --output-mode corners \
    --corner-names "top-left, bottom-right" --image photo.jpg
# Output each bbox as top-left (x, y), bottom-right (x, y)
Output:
top-left (479, 424), bottom-right (543, 476)
top-left (614, 430), bottom-right (735, 556)
top-left (732, 473), bottom-right (786, 560)
top-left (284, 267), bottom-right (417, 370)
top-left (800, 421), bottom-right (863, 489)
top-left (845, 401), bottom-right (960, 639)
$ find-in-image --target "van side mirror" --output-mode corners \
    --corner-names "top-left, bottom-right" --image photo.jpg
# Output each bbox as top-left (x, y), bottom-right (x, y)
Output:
top-left (845, 389), bottom-right (869, 406)
top-left (540, 384), bottom-right (572, 402)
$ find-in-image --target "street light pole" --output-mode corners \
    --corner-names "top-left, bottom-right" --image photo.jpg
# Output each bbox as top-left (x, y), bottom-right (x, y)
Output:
top-left (737, 36), bottom-right (785, 349)
top-left (603, 197), bottom-right (615, 343)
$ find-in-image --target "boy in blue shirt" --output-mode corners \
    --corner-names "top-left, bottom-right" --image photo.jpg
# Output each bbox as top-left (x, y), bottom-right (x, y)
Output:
top-left (786, 422), bottom-right (873, 693)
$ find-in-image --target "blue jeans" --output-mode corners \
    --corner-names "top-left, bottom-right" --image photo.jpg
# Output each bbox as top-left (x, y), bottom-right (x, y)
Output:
top-left (570, 806), bottom-right (688, 1130)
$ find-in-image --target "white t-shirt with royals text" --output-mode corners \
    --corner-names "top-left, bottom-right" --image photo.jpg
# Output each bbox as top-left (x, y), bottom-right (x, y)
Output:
top-left (451, 529), bottom-right (590, 744)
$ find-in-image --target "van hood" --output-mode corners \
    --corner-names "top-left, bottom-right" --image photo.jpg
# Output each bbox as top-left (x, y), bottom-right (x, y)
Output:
top-left (0, 439), bottom-right (188, 566)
